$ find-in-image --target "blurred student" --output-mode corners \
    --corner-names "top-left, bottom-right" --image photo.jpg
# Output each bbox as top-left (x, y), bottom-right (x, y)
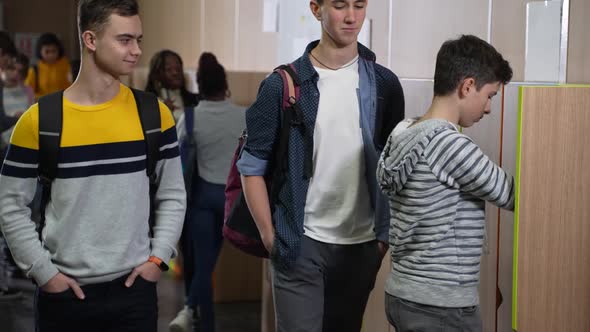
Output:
top-left (25, 32), bottom-right (71, 99)
top-left (169, 52), bottom-right (244, 332)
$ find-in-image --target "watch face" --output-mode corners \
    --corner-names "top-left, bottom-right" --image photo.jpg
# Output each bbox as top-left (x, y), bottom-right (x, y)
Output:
top-left (160, 261), bottom-right (170, 271)
top-left (149, 256), bottom-right (169, 271)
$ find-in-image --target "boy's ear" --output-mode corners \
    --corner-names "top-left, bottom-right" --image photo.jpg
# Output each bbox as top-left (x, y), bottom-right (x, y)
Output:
top-left (82, 31), bottom-right (97, 52)
top-left (310, 1), bottom-right (322, 20)
top-left (459, 77), bottom-right (476, 98)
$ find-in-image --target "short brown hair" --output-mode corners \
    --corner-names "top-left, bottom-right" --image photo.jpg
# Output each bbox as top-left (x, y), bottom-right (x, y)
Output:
top-left (434, 35), bottom-right (513, 96)
top-left (78, 0), bottom-right (139, 37)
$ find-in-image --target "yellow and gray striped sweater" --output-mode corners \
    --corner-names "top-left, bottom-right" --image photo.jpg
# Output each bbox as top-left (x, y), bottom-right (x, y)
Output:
top-left (0, 84), bottom-right (186, 286)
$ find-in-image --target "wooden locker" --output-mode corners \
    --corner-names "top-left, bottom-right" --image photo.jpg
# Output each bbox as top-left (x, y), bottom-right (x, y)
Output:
top-left (512, 86), bottom-right (590, 331)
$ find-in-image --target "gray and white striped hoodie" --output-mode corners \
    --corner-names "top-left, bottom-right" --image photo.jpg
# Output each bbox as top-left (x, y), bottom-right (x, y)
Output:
top-left (377, 118), bottom-right (514, 307)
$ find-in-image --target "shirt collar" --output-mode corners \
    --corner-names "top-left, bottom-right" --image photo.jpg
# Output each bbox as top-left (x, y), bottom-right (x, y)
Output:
top-left (296, 40), bottom-right (376, 83)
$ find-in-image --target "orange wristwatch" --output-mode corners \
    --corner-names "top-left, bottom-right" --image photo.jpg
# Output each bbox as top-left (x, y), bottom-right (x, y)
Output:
top-left (148, 256), bottom-right (169, 271)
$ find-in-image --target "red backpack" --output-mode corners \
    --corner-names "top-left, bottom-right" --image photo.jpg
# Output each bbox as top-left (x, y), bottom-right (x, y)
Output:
top-left (223, 64), bottom-right (302, 258)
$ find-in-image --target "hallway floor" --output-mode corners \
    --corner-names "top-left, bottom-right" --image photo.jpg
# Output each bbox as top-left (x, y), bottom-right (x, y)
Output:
top-left (157, 274), bottom-right (260, 332)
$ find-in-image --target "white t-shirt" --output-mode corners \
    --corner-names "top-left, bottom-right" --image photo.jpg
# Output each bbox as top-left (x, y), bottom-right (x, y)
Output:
top-left (303, 58), bottom-right (375, 244)
top-left (159, 88), bottom-right (185, 120)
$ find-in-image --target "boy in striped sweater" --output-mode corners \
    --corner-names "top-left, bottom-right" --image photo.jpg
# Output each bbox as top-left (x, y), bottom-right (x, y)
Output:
top-left (377, 35), bottom-right (514, 332)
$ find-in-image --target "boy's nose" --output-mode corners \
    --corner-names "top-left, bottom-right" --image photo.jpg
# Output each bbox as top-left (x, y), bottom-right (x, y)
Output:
top-left (344, 9), bottom-right (356, 23)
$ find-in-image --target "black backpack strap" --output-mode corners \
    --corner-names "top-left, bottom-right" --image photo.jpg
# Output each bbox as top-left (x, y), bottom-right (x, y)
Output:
top-left (33, 65), bottom-right (39, 94)
top-left (269, 64), bottom-right (310, 202)
top-left (273, 63), bottom-right (312, 180)
top-left (0, 81), bottom-right (12, 132)
top-left (131, 88), bottom-right (161, 183)
top-left (0, 80), bottom-right (4, 121)
top-left (38, 91), bottom-right (63, 184)
top-left (130, 88), bottom-right (161, 234)
top-left (37, 91), bottom-right (64, 238)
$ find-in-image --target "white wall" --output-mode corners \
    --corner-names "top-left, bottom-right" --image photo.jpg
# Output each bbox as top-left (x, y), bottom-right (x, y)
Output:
top-left (195, 0), bottom-right (585, 83)
top-left (390, 0), bottom-right (490, 79)
top-left (524, 1), bottom-right (561, 82)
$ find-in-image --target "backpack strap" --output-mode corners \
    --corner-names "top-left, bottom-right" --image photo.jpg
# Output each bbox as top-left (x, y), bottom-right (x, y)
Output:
top-left (269, 64), bottom-right (312, 201)
top-left (131, 88), bottom-right (161, 183)
top-left (184, 106), bottom-right (195, 137)
top-left (0, 80), bottom-right (4, 119)
top-left (37, 91), bottom-right (64, 238)
top-left (183, 105), bottom-right (197, 169)
top-left (130, 88), bottom-right (161, 234)
top-left (274, 64), bottom-right (312, 180)
top-left (33, 65), bottom-right (39, 94)
top-left (0, 85), bottom-right (12, 132)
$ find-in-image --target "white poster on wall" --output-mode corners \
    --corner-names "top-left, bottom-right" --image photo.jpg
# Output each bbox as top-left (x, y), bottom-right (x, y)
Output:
top-left (524, 1), bottom-right (561, 82)
top-left (263, 0), bottom-right (279, 32)
top-left (277, 3), bottom-right (320, 64)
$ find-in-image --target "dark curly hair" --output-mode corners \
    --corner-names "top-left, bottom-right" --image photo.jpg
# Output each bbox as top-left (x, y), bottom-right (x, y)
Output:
top-left (433, 35), bottom-right (513, 96)
top-left (145, 49), bottom-right (199, 107)
top-left (145, 50), bottom-right (186, 92)
top-left (14, 53), bottom-right (30, 78)
top-left (35, 33), bottom-right (65, 60)
top-left (0, 31), bottom-right (17, 57)
top-left (196, 52), bottom-right (228, 99)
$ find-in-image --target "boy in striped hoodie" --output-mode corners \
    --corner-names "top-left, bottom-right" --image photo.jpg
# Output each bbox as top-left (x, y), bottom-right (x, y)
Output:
top-left (377, 35), bottom-right (514, 332)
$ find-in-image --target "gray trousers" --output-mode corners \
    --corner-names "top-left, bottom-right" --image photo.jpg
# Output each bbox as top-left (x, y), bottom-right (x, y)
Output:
top-left (385, 294), bottom-right (483, 332)
top-left (271, 236), bottom-right (383, 332)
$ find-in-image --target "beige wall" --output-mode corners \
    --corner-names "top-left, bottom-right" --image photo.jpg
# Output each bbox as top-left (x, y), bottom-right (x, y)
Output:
top-left (5, 1), bottom-right (589, 83)
top-left (491, 0), bottom-right (526, 82)
top-left (366, 0), bottom-right (390, 67)
top-left (137, 0), bottom-right (201, 69)
top-left (200, 0), bottom-right (236, 70)
top-left (3, 0), bottom-right (202, 70)
top-left (567, 0), bottom-right (590, 83)
top-left (390, 0), bottom-right (489, 79)
top-left (236, 0), bottom-right (278, 72)
top-left (4, 0), bottom-right (79, 60)
top-left (199, 0), bottom-right (279, 72)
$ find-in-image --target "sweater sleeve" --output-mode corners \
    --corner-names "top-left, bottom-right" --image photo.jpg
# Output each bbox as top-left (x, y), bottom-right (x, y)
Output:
top-left (425, 129), bottom-right (515, 210)
top-left (0, 106), bottom-right (60, 286)
top-left (149, 101), bottom-right (187, 262)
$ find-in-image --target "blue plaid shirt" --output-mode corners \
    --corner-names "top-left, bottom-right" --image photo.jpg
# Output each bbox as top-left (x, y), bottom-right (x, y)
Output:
top-left (237, 41), bottom-right (405, 271)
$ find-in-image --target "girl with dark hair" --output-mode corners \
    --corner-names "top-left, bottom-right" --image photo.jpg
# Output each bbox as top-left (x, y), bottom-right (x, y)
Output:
top-left (145, 49), bottom-right (199, 120)
top-left (169, 52), bottom-right (245, 332)
top-left (24, 32), bottom-right (71, 99)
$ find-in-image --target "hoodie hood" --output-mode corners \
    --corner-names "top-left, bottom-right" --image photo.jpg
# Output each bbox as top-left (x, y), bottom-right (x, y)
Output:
top-left (377, 118), bottom-right (457, 195)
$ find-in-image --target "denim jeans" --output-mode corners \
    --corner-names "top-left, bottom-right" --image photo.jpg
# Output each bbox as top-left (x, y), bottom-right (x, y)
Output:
top-left (185, 177), bottom-right (225, 332)
top-left (385, 293), bottom-right (482, 332)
